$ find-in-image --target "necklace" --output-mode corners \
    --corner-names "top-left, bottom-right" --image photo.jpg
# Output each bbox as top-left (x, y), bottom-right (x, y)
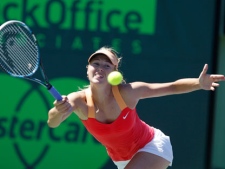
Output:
top-left (95, 105), bottom-right (99, 113)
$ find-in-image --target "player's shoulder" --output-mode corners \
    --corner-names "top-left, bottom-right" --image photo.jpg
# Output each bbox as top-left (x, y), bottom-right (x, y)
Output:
top-left (119, 81), bottom-right (148, 97)
top-left (67, 90), bottom-right (86, 102)
top-left (118, 83), bottom-right (134, 96)
top-left (119, 82), bottom-right (143, 91)
top-left (118, 83), bottom-right (140, 108)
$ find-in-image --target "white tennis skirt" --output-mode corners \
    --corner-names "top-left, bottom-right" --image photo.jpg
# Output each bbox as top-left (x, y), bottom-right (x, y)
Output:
top-left (113, 128), bottom-right (173, 169)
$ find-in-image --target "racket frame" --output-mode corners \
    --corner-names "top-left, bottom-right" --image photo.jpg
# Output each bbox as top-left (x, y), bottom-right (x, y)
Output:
top-left (0, 20), bottom-right (62, 100)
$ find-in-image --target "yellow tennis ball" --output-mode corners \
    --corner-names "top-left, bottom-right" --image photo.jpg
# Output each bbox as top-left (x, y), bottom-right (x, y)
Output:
top-left (107, 71), bottom-right (123, 85)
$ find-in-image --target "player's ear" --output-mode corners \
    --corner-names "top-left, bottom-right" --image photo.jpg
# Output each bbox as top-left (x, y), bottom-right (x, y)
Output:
top-left (115, 66), bottom-right (118, 71)
top-left (87, 68), bottom-right (88, 78)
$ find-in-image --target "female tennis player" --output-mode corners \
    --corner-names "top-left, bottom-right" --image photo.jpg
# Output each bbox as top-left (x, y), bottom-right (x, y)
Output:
top-left (47, 46), bottom-right (225, 169)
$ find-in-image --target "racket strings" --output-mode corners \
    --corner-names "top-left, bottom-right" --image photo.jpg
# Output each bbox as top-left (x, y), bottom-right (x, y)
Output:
top-left (0, 31), bottom-right (37, 76)
top-left (0, 23), bottom-right (39, 76)
top-left (4, 25), bottom-right (38, 74)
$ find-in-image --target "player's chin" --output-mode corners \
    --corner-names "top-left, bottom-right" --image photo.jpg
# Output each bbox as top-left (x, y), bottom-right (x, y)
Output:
top-left (91, 78), bottom-right (103, 83)
top-left (91, 78), bottom-right (107, 85)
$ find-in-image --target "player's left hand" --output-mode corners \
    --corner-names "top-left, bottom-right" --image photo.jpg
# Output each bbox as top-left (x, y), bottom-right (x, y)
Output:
top-left (199, 64), bottom-right (225, 91)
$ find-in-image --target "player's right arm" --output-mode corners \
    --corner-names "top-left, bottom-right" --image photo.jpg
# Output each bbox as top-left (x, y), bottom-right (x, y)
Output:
top-left (47, 90), bottom-right (88, 128)
top-left (47, 96), bottom-right (73, 128)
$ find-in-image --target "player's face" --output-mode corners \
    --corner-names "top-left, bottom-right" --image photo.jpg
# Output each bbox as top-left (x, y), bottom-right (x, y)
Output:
top-left (87, 55), bottom-right (115, 84)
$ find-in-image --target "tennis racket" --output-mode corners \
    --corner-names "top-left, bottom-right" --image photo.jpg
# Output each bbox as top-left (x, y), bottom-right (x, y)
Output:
top-left (0, 20), bottom-right (62, 101)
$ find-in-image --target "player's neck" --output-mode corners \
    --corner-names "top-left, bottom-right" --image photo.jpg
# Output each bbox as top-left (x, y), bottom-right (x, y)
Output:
top-left (90, 84), bottom-right (112, 103)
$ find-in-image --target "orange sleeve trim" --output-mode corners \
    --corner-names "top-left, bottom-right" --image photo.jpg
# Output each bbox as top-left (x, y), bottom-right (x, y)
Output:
top-left (112, 86), bottom-right (127, 111)
top-left (85, 88), bottom-right (95, 118)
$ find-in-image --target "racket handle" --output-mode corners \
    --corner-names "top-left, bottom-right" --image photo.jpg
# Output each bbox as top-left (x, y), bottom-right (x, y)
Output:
top-left (48, 86), bottom-right (62, 101)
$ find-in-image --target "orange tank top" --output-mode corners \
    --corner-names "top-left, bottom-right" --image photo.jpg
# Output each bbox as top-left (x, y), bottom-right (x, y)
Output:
top-left (81, 86), bottom-right (154, 161)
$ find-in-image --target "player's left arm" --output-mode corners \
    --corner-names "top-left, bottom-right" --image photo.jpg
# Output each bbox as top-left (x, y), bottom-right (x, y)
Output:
top-left (123, 64), bottom-right (225, 100)
top-left (166, 64), bottom-right (225, 94)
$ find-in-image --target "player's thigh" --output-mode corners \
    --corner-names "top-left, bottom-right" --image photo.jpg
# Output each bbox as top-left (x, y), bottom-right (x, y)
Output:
top-left (124, 152), bottom-right (170, 169)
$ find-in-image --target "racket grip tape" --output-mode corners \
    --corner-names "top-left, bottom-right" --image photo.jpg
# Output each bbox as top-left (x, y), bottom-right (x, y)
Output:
top-left (48, 86), bottom-right (62, 101)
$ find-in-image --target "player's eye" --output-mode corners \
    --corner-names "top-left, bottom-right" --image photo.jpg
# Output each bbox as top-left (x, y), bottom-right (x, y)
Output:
top-left (105, 64), bottom-right (111, 69)
top-left (92, 62), bottom-right (99, 66)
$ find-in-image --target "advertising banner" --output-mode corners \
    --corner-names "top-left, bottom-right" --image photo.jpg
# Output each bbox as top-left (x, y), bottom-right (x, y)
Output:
top-left (0, 0), bottom-right (216, 168)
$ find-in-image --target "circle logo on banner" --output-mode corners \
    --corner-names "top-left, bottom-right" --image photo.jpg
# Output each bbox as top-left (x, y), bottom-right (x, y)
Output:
top-left (0, 74), bottom-right (108, 169)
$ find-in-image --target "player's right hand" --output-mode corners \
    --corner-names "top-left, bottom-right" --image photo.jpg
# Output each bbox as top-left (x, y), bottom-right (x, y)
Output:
top-left (53, 96), bottom-right (72, 113)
